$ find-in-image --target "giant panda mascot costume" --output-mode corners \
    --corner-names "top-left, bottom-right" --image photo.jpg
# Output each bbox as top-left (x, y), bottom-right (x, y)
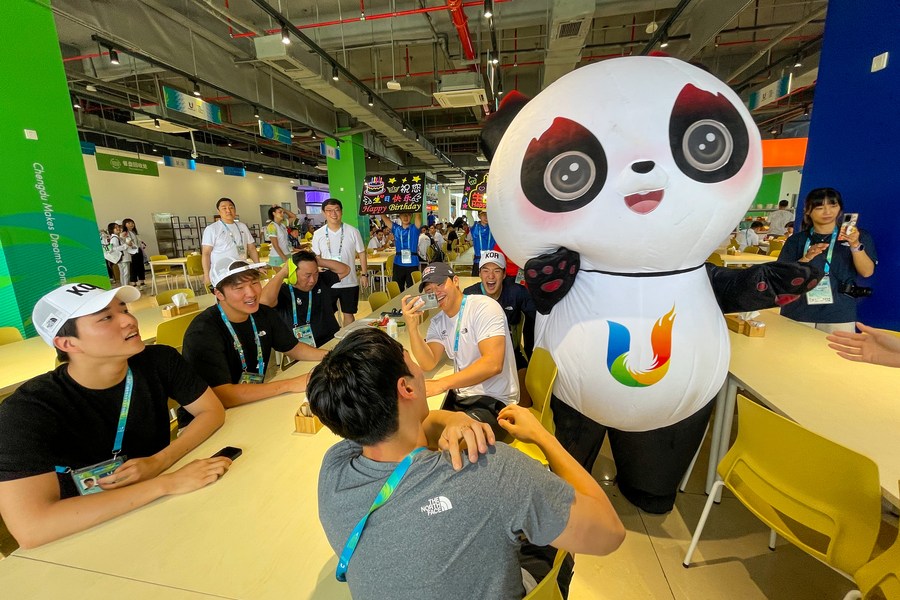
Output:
top-left (481, 56), bottom-right (820, 513)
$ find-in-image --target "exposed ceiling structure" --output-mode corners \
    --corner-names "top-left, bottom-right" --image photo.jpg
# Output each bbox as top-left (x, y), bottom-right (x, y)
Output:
top-left (56, 0), bottom-right (827, 185)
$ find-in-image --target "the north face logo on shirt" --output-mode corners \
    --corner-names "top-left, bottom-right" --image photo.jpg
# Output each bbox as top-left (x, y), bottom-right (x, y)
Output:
top-left (420, 496), bottom-right (453, 516)
top-left (258, 330), bottom-right (267, 337)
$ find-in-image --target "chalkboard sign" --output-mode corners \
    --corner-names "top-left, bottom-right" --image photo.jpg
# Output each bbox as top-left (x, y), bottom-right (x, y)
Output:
top-left (462, 171), bottom-right (488, 211)
top-left (359, 174), bottom-right (425, 215)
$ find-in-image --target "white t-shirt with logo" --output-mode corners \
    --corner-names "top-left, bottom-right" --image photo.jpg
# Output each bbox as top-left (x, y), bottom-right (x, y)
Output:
top-left (311, 223), bottom-right (364, 288)
top-left (201, 220), bottom-right (255, 266)
top-left (426, 294), bottom-right (519, 405)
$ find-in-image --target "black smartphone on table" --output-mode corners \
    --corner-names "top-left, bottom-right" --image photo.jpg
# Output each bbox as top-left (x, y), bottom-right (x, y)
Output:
top-left (211, 446), bottom-right (242, 461)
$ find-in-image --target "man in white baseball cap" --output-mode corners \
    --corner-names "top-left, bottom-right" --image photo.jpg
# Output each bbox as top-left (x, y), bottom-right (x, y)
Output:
top-left (182, 257), bottom-right (325, 415)
top-left (0, 282), bottom-right (229, 549)
top-left (463, 250), bottom-right (536, 406)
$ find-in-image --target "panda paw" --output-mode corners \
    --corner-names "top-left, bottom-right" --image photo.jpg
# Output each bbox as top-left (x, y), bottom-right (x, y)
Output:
top-left (524, 248), bottom-right (580, 315)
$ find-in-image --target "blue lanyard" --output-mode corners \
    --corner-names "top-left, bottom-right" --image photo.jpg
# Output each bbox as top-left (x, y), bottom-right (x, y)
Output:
top-left (54, 368), bottom-right (134, 473)
top-left (477, 224), bottom-right (492, 252)
top-left (217, 303), bottom-right (265, 375)
top-left (453, 295), bottom-right (468, 355)
top-left (288, 285), bottom-right (313, 327)
top-left (803, 228), bottom-right (838, 275)
top-left (336, 447), bottom-right (426, 582)
top-left (222, 221), bottom-right (244, 252)
top-left (325, 224), bottom-right (344, 258)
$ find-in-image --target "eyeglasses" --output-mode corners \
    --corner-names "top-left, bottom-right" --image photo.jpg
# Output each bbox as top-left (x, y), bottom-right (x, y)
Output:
top-left (323, 208), bottom-right (341, 215)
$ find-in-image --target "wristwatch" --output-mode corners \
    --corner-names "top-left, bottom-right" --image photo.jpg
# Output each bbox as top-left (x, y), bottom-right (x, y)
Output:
top-left (850, 244), bottom-right (865, 253)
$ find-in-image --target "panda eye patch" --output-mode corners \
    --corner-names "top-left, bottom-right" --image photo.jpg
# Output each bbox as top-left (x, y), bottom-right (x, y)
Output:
top-left (669, 84), bottom-right (749, 184)
top-left (520, 117), bottom-right (607, 213)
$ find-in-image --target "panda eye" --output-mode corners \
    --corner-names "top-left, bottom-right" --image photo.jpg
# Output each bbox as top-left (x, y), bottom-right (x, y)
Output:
top-left (669, 84), bottom-right (749, 184)
top-left (520, 118), bottom-right (607, 213)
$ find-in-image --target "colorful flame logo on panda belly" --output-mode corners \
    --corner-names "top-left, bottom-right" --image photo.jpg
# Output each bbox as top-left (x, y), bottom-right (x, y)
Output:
top-left (606, 307), bottom-right (676, 388)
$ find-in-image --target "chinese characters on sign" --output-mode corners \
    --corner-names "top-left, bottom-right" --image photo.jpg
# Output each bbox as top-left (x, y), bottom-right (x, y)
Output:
top-left (359, 173), bottom-right (425, 215)
top-left (462, 171), bottom-right (488, 210)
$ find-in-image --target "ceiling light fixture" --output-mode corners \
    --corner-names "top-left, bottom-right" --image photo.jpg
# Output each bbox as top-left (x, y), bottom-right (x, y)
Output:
top-left (497, 80), bottom-right (504, 96)
top-left (415, 132), bottom-right (420, 141)
top-left (281, 25), bottom-right (291, 45)
top-left (72, 95), bottom-right (82, 109)
top-left (154, 118), bottom-right (161, 128)
top-left (490, 51), bottom-right (499, 65)
top-left (484, 0), bottom-right (493, 19)
top-left (660, 33), bottom-right (669, 48)
top-left (227, 141), bottom-right (232, 147)
top-left (151, 146), bottom-right (158, 153)
top-left (332, 65), bottom-right (339, 81)
top-left (253, 106), bottom-right (260, 118)
top-left (367, 93), bottom-right (374, 107)
top-left (108, 49), bottom-right (119, 65)
top-left (193, 81), bottom-right (201, 97)
top-left (311, 131), bottom-right (317, 139)
top-left (794, 56), bottom-right (802, 68)
top-left (402, 123), bottom-right (408, 132)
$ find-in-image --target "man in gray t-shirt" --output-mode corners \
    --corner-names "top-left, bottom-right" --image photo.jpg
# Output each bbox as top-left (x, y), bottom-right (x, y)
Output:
top-left (308, 328), bottom-right (625, 600)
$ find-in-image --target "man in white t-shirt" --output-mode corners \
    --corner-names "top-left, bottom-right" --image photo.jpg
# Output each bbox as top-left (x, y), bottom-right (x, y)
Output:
top-left (401, 263), bottom-right (519, 437)
top-left (367, 229), bottom-right (385, 251)
top-left (201, 198), bottom-right (259, 287)
top-left (768, 200), bottom-right (795, 236)
top-left (311, 198), bottom-right (367, 326)
top-left (738, 220), bottom-right (764, 251)
top-left (418, 229), bottom-right (431, 262)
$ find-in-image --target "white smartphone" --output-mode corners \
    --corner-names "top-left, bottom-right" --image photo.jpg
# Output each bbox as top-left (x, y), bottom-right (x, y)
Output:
top-left (840, 213), bottom-right (858, 241)
top-left (416, 292), bottom-right (439, 310)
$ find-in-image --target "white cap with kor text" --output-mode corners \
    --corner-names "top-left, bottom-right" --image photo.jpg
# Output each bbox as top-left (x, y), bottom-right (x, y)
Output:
top-left (31, 283), bottom-right (141, 346)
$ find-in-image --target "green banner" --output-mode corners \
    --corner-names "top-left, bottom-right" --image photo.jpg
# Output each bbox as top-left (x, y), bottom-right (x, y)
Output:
top-left (96, 152), bottom-right (160, 177)
top-left (163, 85), bottom-right (223, 124)
top-left (0, 0), bottom-right (109, 339)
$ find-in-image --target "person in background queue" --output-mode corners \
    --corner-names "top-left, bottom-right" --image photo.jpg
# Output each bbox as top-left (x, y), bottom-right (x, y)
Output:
top-left (122, 218), bottom-right (146, 289)
top-left (0, 283), bottom-right (228, 549)
top-left (381, 212), bottom-right (423, 291)
top-left (260, 251), bottom-right (350, 348)
top-left (312, 199), bottom-right (368, 326)
top-left (201, 198), bottom-right (259, 289)
top-left (310, 328), bottom-right (624, 600)
top-left (182, 258), bottom-right (325, 419)
top-left (470, 210), bottom-right (494, 276)
top-left (265, 205), bottom-right (297, 268)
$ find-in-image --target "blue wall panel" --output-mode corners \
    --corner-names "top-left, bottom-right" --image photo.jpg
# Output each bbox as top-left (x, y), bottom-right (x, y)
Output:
top-left (798, 0), bottom-right (900, 329)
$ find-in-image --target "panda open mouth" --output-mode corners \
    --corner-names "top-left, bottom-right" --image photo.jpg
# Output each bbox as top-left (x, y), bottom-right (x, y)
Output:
top-left (624, 189), bottom-right (664, 214)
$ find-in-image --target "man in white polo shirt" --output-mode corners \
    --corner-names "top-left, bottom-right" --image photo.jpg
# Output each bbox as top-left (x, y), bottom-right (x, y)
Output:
top-left (201, 197), bottom-right (259, 288)
top-left (401, 262), bottom-right (519, 437)
top-left (311, 198), bottom-right (367, 326)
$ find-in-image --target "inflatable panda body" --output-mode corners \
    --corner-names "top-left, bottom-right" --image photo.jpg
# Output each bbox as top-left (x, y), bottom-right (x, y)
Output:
top-left (482, 57), bottom-right (819, 512)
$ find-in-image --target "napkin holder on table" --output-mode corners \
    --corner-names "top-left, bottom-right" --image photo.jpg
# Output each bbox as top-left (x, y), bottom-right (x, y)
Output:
top-left (161, 302), bottom-right (199, 318)
top-left (294, 402), bottom-right (323, 434)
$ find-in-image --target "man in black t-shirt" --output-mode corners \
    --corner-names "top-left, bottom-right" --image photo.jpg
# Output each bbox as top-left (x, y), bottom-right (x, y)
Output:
top-left (0, 283), bottom-right (229, 549)
top-left (259, 251), bottom-right (349, 347)
top-left (183, 257), bottom-right (326, 410)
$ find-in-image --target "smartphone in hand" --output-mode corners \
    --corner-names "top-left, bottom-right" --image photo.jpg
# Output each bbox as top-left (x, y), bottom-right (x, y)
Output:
top-left (416, 292), bottom-right (439, 310)
top-left (840, 213), bottom-right (858, 240)
top-left (211, 446), bottom-right (242, 461)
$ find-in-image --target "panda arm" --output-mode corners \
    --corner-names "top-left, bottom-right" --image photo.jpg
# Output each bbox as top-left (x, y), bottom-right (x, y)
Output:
top-left (705, 262), bottom-right (824, 314)
top-left (523, 247), bottom-right (581, 315)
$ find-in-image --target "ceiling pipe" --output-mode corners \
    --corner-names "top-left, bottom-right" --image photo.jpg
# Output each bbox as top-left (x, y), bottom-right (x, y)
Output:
top-left (446, 0), bottom-right (477, 62)
top-left (640, 0), bottom-right (694, 55)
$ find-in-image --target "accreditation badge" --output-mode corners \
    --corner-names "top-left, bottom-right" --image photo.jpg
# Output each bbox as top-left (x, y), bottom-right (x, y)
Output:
top-left (71, 456), bottom-right (126, 496)
top-left (401, 249), bottom-right (412, 264)
top-left (294, 324), bottom-right (316, 347)
top-left (239, 371), bottom-right (265, 384)
top-left (806, 274), bottom-right (834, 305)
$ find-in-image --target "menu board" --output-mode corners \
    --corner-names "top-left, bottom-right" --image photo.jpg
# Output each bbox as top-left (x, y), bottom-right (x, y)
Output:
top-left (359, 173), bottom-right (425, 215)
top-left (462, 171), bottom-right (488, 211)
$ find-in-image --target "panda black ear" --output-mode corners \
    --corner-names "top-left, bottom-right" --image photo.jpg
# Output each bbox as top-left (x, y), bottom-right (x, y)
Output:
top-left (480, 91), bottom-right (530, 162)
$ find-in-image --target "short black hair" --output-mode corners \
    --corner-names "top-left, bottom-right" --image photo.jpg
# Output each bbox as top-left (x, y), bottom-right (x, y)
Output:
top-left (267, 206), bottom-right (279, 220)
top-left (322, 198), bottom-right (342, 211)
top-left (107, 222), bottom-right (119, 234)
top-left (778, 200), bottom-right (789, 208)
top-left (55, 318), bottom-right (78, 362)
top-left (291, 250), bottom-right (317, 266)
top-left (307, 328), bottom-right (411, 445)
top-left (216, 197), bottom-right (235, 210)
top-left (750, 220), bottom-right (764, 229)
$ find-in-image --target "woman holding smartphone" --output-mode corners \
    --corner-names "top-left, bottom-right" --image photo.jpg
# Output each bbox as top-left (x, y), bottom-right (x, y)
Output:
top-left (777, 187), bottom-right (877, 333)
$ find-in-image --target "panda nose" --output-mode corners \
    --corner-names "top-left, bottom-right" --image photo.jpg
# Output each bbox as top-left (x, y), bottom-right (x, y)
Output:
top-left (631, 160), bottom-right (655, 174)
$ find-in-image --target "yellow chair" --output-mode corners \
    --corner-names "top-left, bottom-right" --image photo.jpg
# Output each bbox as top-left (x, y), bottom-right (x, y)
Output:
top-left (154, 311), bottom-right (201, 352)
top-left (386, 281), bottom-right (401, 299)
top-left (509, 348), bottom-right (559, 466)
top-left (706, 252), bottom-right (725, 267)
top-left (728, 237), bottom-right (740, 250)
top-left (186, 254), bottom-right (204, 292)
top-left (367, 291), bottom-right (390, 312)
top-left (769, 249), bottom-right (782, 258)
top-left (155, 288), bottom-right (195, 307)
top-left (743, 245), bottom-right (761, 254)
top-left (411, 270), bottom-right (422, 284)
top-left (684, 395), bottom-right (882, 582)
top-left (0, 327), bottom-right (23, 346)
top-left (523, 549), bottom-right (568, 600)
top-left (447, 250), bottom-right (458, 263)
top-left (149, 255), bottom-right (174, 291)
top-left (850, 481), bottom-right (900, 600)
top-left (767, 239), bottom-right (785, 255)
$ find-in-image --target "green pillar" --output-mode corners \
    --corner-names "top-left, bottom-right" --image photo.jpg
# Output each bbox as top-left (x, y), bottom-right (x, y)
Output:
top-left (326, 134), bottom-right (369, 242)
top-left (0, 1), bottom-right (108, 337)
